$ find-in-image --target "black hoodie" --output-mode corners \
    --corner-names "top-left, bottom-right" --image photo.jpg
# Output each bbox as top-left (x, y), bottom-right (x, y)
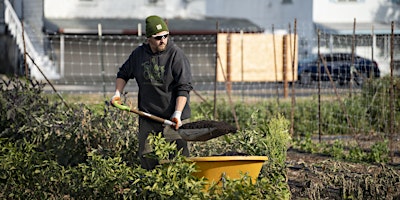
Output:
top-left (117, 40), bottom-right (193, 120)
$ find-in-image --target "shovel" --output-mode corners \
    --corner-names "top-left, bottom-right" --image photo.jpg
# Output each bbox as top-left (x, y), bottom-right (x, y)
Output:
top-left (113, 102), bottom-right (237, 141)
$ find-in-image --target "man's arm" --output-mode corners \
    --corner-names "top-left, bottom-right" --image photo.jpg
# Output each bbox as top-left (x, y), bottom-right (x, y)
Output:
top-left (175, 96), bottom-right (187, 112)
top-left (110, 78), bottom-right (127, 105)
top-left (171, 96), bottom-right (187, 130)
top-left (115, 78), bottom-right (127, 94)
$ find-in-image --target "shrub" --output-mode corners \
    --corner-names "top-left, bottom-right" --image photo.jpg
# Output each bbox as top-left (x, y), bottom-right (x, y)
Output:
top-left (191, 113), bottom-right (291, 199)
top-left (0, 77), bottom-right (291, 199)
top-left (359, 77), bottom-right (400, 133)
top-left (0, 139), bottom-right (65, 199)
top-left (368, 140), bottom-right (389, 163)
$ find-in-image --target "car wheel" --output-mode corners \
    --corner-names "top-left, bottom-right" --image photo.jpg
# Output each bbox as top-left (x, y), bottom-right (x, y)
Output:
top-left (353, 71), bottom-right (366, 86)
top-left (338, 78), bottom-right (346, 86)
top-left (300, 72), bottom-right (312, 85)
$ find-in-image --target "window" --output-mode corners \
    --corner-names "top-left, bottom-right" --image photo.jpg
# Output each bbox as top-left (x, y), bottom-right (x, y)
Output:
top-left (391, 0), bottom-right (400, 5)
top-left (148, 0), bottom-right (165, 5)
top-left (149, 0), bottom-right (158, 4)
top-left (329, 0), bottom-right (367, 4)
top-left (336, 0), bottom-right (361, 2)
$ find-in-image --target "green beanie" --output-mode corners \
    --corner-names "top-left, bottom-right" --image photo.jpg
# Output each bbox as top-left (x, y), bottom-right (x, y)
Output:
top-left (145, 15), bottom-right (169, 37)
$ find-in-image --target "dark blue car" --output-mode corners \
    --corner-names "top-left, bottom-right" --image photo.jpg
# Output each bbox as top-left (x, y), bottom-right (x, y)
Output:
top-left (298, 53), bottom-right (380, 85)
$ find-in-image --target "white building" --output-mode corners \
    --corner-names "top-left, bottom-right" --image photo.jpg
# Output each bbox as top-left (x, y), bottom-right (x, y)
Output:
top-left (1, 0), bottom-right (399, 78)
top-left (204, 0), bottom-right (400, 75)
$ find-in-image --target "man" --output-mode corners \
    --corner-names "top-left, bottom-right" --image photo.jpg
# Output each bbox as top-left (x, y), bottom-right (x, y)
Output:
top-left (110, 15), bottom-right (193, 170)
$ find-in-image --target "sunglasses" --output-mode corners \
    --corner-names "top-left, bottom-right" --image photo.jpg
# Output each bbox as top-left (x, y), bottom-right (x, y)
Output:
top-left (152, 34), bottom-right (169, 40)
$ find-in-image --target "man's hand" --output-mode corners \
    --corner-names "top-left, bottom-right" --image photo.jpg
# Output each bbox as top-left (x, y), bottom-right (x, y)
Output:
top-left (110, 91), bottom-right (121, 106)
top-left (171, 111), bottom-right (182, 130)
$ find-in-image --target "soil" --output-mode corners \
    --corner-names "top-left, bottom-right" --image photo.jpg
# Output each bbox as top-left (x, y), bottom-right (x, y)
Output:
top-left (181, 120), bottom-right (237, 141)
top-left (286, 145), bottom-right (400, 200)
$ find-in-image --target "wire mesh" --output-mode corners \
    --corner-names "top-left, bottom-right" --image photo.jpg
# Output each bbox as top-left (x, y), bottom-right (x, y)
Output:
top-left (37, 22), bottom-right (400, 161)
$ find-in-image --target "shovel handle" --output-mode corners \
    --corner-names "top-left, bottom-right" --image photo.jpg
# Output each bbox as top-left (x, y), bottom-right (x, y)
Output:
top-left (130, 108), bottom-right (175, 126)
top-left (114, 102), bottom-right (176, 126)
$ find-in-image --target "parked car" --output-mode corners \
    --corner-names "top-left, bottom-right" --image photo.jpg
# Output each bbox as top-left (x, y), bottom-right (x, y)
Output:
top-left (298, 53), bottom-right (380, 85)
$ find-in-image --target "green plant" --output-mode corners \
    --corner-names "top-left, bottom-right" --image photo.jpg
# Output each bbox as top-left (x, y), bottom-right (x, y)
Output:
top-left (346, 145), bottom-right (367, 162)
top-left (0, 139), bottom-right (65, 199)
top-left (368, 140), bottom-right (389, 163)
top-left (328, 140), bottom-right (345, 160)
top-left (293, 132), bottom-right (320, 154)
top-left (191, 112), bottom-right (292, 199)
top-left (207, 173), bottom-right (268, 200)
top-left (360, 77), bottom-right (400, 133)
top-left (3, 75), bottom-right (398, 199)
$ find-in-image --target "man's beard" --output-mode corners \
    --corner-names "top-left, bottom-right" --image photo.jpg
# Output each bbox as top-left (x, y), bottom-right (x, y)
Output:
top-left (157, 43), bottom-right (167, 52)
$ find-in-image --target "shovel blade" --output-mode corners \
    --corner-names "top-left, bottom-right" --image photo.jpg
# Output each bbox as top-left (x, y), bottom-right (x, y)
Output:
top-left (178, 127), bottom-right (219, 141)
top-left (178, 120), bottom-right (237, 141)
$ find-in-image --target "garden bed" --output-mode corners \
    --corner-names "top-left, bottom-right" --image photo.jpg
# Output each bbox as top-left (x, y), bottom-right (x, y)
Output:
top-left (287, 145), bottom-right (400, 199)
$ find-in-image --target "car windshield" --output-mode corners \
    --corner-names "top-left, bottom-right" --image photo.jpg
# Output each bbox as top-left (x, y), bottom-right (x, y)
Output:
top-left (299, 54), bottom-right (318, 64)
top-left (301, 53), bottom-right (356, 63)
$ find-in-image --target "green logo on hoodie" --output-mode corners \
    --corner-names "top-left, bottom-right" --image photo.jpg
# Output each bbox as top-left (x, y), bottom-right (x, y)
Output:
top-left (143, 57), bottom-right (165, 84)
